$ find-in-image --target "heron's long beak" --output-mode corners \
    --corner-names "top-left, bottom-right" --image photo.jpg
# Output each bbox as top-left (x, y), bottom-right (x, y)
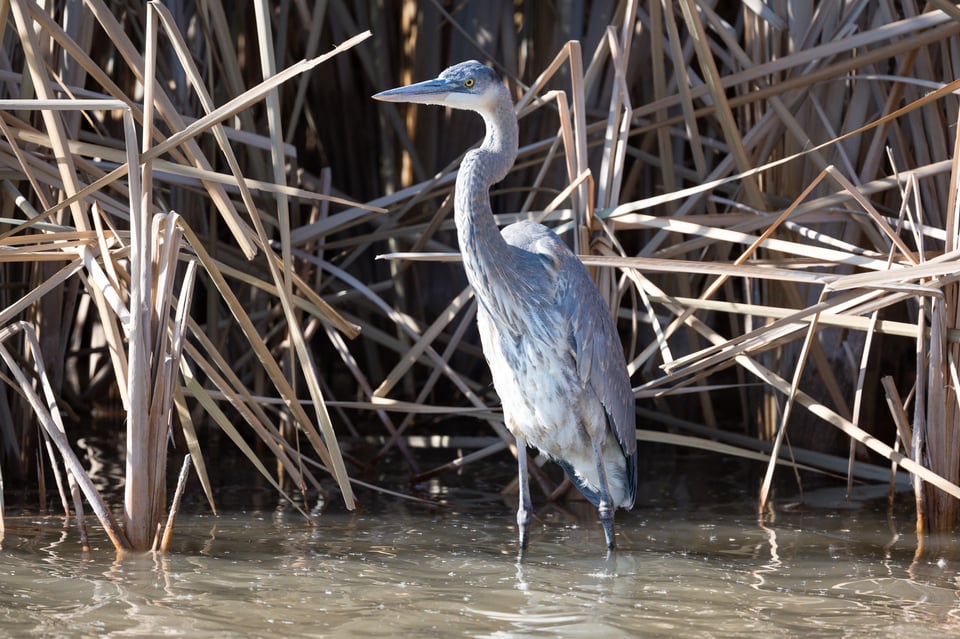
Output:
top-left (372, 78), bottom-right (457, 105)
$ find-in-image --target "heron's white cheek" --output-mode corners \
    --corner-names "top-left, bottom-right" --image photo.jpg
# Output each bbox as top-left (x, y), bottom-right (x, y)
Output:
top-left (445, 92), bottom-right (478, 109)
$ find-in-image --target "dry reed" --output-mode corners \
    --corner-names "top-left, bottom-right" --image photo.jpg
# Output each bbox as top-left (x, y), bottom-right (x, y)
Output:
top-left (1, 1), bottom-right (959, 551)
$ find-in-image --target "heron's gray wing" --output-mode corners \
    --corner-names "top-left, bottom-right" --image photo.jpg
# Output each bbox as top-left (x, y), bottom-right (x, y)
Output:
top-left (510, 223), bottom-right (636, 458)
top-left (560, 258), bottom-right (636, 457)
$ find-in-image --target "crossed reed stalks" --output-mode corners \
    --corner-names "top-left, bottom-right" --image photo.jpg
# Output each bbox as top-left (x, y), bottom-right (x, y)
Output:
top-left (1, 1), bottom-right (958, 550)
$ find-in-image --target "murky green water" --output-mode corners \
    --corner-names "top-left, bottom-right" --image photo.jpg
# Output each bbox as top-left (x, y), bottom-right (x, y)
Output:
top-left (3, 492), bottom-right (960, 638)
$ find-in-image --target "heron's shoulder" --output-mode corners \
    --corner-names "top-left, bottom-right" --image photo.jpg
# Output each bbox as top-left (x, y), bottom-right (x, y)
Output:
top-left (502, 220), bottom-right (574, 257)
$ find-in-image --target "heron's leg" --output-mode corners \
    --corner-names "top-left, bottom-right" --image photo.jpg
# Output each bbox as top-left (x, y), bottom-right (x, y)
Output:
top-left (591, 438), bottom-right (616, 550)
top-left (516, 436), bottom-right (532, 549)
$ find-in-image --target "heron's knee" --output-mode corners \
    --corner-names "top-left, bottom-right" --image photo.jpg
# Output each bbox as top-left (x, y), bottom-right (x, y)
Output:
top-left (597, 501), bottom-right (614, 521)
top-left (517, 505), bottom-right (531, 527)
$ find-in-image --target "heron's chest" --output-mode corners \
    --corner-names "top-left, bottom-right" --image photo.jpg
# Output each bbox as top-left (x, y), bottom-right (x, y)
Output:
top-left (476, 305), bottom-right (577, 419)
top-left (479, 320), bottom-right (587, 456)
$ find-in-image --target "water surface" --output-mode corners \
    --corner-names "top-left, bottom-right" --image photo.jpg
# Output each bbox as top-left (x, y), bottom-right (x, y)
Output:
top-left (4, 492), bottom-right (960, 638)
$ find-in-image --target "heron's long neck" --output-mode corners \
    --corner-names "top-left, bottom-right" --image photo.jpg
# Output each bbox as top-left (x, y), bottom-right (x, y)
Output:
top-left (455, 97), bottom-right (519, 298)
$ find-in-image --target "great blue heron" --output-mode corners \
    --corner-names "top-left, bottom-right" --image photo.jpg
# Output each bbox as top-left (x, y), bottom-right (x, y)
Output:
top-left (374, 61), bottom-right (637, 550)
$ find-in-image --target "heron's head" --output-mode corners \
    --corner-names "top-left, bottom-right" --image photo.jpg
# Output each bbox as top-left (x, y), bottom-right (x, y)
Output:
top-left (373, 61), bottom-right (506, 113)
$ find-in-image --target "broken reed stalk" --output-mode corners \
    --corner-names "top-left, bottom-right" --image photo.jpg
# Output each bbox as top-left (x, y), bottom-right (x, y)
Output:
top-left (159, 454), bottom-right (192, 553)
top-left (0, 322), bottom-right (130, 550)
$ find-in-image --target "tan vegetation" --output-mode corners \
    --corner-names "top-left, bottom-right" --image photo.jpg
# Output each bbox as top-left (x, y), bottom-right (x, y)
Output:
top-left (1, 1), bottom-right (959, 550)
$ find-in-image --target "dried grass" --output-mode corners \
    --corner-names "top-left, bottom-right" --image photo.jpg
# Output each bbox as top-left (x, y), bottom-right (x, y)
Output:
top-left (2, 1), bottom-right (960, 549)
top-left (1, 1), bottom-right (368, 549)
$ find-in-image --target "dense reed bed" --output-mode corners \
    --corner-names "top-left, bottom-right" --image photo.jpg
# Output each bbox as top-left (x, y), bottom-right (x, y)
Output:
top-left (1, 1), bottom-right (959, 550)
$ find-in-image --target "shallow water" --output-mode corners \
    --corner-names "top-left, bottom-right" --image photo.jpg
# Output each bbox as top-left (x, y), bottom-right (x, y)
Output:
top-left (4, 492), bottom-right (960, 638)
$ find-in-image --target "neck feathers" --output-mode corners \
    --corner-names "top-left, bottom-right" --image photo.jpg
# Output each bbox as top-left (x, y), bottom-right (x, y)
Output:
top-left (454, 86), bottom-right (519, 293)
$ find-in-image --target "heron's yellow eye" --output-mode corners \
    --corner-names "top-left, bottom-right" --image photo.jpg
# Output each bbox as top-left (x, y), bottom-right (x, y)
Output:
top-left (464, 78), bottom-right (475, 88)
